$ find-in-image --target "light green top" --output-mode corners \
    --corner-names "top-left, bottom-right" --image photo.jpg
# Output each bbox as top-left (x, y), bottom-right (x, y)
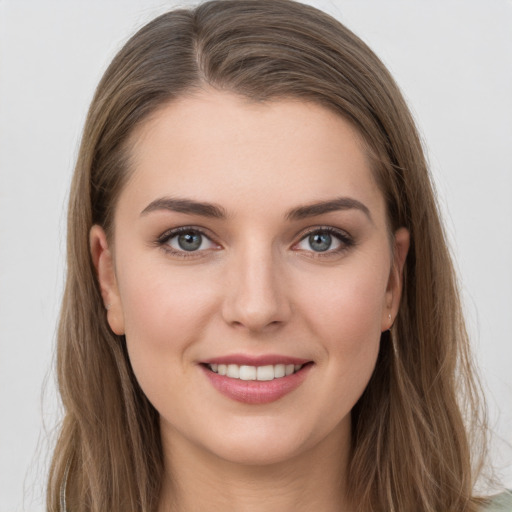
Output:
top-left (481, 491), bottom-right (512, 511)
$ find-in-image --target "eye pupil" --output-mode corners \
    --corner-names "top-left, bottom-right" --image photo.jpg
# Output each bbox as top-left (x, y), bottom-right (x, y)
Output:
top-left (178, 232), bottom-right (202, 251)
top-left (309, 232), bottom-right (331, 252)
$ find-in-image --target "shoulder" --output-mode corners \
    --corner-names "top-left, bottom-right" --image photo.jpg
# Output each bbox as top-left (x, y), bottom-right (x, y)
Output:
top-left (479, 491), bottom-right (512, 512)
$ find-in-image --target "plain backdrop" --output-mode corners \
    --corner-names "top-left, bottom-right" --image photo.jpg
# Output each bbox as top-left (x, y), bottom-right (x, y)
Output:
top-left (1, 1), bottom-right (511, 510)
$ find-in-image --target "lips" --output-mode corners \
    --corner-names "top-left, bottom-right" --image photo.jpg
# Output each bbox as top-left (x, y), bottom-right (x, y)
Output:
top-left (200, 355), bottom-right (313, 404)
top-left (203, 355), bottom-right (310, 366)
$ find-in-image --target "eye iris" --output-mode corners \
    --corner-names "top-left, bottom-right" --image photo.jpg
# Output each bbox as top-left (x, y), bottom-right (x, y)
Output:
top-left (309, 232), bottom-right (331, 252)
top-left (177, 232), bottom-right (202, 251)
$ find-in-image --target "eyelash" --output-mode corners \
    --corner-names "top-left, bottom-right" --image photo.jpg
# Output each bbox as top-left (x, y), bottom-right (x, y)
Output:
top-left (156, 226), bottom-right (218, 259)
top-left (155, 226), bottom-right (354, 259)
top-left (294, 226), bottom-right (354, 258)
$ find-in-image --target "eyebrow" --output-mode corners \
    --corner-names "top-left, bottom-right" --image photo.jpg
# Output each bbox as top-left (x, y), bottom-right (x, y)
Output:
top-left (140, 196), bottom-right (372, 222)
top-left (285, 197), bottom-right (372, 222)
top-left (141, 197), bottom-right (227, 218)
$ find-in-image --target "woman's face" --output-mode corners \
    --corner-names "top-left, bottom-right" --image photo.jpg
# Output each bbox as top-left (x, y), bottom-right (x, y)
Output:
top-left (92, 89), bottom-right (408, 466)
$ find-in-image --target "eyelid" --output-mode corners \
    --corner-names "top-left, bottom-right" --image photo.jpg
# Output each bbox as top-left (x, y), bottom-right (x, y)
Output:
top-left (154, 224), bottom-right (354, 259)
top-left (292, 226), bottom-right (354, 255)
top-left (156, 226), bottom-right (221, 258)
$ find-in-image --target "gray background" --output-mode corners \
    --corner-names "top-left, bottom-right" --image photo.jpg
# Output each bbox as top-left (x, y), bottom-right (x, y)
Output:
top-left (1, 1), bottom-right (511, 510)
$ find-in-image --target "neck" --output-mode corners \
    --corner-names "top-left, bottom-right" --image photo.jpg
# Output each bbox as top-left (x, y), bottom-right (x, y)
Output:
top-left (158, 421), bottom-right (352, 512)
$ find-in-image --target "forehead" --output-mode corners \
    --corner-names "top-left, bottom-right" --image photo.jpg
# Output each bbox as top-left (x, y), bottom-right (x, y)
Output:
top-left (118, 89), bottom-right (386, 225)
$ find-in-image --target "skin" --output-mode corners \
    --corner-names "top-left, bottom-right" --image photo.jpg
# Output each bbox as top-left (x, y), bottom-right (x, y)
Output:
top-left (91, 89), bottom-right (409, 512)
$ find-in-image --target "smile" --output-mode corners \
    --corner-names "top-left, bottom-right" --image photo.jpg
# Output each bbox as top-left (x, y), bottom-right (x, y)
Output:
top-left (207, 363), bottom-right (303, 381)
top-left (201, 357), bottom-right (313, 404)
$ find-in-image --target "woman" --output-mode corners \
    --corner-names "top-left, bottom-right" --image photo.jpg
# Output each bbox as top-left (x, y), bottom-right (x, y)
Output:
top-left (47, 0), bottom-right (510, 510)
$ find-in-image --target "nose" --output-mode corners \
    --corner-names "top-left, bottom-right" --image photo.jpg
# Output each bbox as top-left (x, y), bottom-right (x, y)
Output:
top-left (221, 242), bottom-right (292, 333)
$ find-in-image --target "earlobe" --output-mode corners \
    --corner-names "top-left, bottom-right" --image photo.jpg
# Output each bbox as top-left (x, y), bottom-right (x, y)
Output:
top-left (89, 225), bottom-right (125, 335)
top-left (383, 227), bottom-right (410, 331)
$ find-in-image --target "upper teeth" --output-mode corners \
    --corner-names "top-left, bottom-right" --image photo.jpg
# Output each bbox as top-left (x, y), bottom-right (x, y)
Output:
top-left (209, 363), bottom-right (303, 381)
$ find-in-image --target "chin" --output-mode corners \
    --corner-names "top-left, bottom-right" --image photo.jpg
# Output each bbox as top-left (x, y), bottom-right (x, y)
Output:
top-left (199, 414), bottom-right (339, 467)
top-left (210, 434), bottom-right (307, 467)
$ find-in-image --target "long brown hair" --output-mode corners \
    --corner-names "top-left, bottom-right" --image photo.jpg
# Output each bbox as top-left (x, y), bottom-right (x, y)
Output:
top-left (48, 1), bottom-right (488, 510)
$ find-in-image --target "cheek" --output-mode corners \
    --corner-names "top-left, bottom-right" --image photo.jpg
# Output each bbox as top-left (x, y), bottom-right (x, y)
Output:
top-left (300, 261), bottom-right (389, 341)
top-left (120, 264), bottom-right (219, 350)
top-left (117, 258), bottom-right (220, 379)
top-left (295, 259), bottom-right (388, 391)
top-left (116, 263), bottom-right (226, 427)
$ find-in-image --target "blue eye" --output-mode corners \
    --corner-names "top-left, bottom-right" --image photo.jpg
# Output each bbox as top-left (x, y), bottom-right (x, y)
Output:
top-left (295, 227), bottom-right (352, 254)
top-left (174, 231), bottom-right (203, 251)
top-left (308, 232), bottom-right (333, 252)
top-left (159, 228), bottom-right (218, 255)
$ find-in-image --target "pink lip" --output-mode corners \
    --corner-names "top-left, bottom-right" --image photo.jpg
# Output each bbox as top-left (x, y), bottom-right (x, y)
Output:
top-left (200, 360), bottom-right (313, 405)
top-left (202, 354), bottom-right (310, 366)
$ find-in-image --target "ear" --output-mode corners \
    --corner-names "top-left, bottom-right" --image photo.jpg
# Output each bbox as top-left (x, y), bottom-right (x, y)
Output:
top-left (89, 225), bottom-right (125, 335)
top-left (382, 227), bottom-right (410, 331)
